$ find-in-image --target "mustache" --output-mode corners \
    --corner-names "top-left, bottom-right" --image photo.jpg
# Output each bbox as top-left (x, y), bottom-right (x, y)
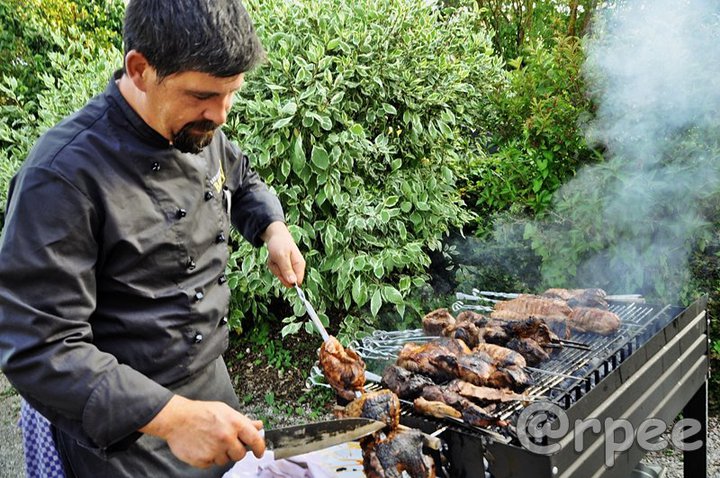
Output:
top-left (182, 119), bottom-right (219, 134)
top-left (172, 120), bottom-right (220, 154)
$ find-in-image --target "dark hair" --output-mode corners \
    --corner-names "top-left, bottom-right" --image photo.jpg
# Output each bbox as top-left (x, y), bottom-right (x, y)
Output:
top-left (123, 0), bottom-right (266, 79)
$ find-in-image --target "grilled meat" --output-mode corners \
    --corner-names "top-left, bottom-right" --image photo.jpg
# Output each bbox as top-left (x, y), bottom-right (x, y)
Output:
top-left (422, 308), bottom-right (456, 336)
top-left (568, 307), bottom-right (621, 335)
top-left (542, 288), bottom-right (609, 309)
top-left (382, 364), bottom-right (436, 400)
top-left (506, 337), bottom-right (550, 365)
top-left (489, 309), bottom-right (571, 339)
top-left (473, 343), bottom-right (527, 369)
top-left (397, 339), bottom-right (532, 391)
top-left (492, 295), bottom-right (573, 319)
top-left (413, 396), bottom-right (462, 420)
top-left (319, 336), bottom-right (366, 401)
top-left (421, 385), bottom-right (507, 428)
top-left (362, 429), bottom-right (436, 478)
top-left (341, 389), bottom-right (400, 430)
top-left (443, 321), bottom-right (483, 348)
top-left (445, 379), bottom-right (531, 404)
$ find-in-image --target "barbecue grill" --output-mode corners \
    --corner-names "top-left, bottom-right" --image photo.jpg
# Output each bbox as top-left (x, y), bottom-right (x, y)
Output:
top-left (308, 295), bottom-right (709, 478)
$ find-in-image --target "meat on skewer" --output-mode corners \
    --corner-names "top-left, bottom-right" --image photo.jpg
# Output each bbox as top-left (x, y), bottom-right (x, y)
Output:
top-left (492, 295), bottom-right (573, 319)
top-left (568, 307), bottom-right (621, 335)
top-left (341, 389), bottom-right (401, 430)
top-left (381, 364), bottom-right (436, 400)
top-left (489, 308), bottom-right (571, 339)
top-left (505, 337), bottom-right (550, 366)
top-left (421, 385), bottom-right (508, 428)
top-left (542, 288), bottom-right (609, 309)
top-left (445, 379), bottom-right (531, 404)
top-left (422, 308), bottom-right (456, 336)
top-left (362, 429), bottom-right (436, 478)
top-left (473, 343), bottom-right (527, 369)
top-left (397, 340), bottom-right (533, 391)
top-left (413, 396), bottom-right (462, 420)
top-left (319, 336), bottom-right (366, 401)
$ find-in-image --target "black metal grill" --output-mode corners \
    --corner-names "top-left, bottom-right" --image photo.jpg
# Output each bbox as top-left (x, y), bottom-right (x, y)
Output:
top-left (308, 297), bottom-right (709, 478)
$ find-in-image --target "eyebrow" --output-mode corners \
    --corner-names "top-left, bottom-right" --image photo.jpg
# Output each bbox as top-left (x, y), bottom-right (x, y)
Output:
top-left (185, 86), bottom-right (242, 98)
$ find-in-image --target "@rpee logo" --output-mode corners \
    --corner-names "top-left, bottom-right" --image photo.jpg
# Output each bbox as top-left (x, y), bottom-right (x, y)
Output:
top-left (516, 402), bottom-right (703, 467)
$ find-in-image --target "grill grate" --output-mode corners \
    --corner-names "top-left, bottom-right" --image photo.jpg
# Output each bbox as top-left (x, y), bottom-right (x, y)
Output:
top-left (308, 300), bottom-right (675, 437)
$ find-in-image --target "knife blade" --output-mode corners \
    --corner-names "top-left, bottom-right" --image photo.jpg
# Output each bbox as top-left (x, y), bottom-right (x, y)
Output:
top-left (260, 418), bottom-right (385, 460)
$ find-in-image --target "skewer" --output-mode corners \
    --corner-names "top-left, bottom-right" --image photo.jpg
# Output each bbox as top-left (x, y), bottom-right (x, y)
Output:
top-left (555, 339), bottom-right (592, 350)
top-left (294, 284), bottom-right (331, 342)
top-left (525, 366), bottom-right (590, 382)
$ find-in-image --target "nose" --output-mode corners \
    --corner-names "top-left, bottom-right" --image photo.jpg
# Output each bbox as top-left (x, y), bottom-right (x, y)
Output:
top-left (204, 94), bottom-right (233, 126)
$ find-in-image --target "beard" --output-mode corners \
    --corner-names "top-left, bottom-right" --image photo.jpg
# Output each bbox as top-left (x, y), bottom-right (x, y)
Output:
top-left (171, 120), bottom-right (219, 154)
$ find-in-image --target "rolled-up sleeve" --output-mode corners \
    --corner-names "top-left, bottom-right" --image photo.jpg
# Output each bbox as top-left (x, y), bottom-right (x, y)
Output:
top-left (0, 166), bottom-right (173, 450)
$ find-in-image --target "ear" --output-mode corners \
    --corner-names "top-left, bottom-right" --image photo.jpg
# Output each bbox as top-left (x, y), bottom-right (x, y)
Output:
top-left (124, 50), bottom-right (154, 92)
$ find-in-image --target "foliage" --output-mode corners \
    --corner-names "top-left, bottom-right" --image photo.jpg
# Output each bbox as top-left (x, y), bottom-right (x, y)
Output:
top-left (0, 41), bottom-right (121, 221)
top-left (460, 34), bottom-right (597, 232)
top-left (225, 0), bottom-right (506, 339)
top-left (441, 0), bottom-right (600, 61)
top-left (0, 0), bottom-right (124, 110)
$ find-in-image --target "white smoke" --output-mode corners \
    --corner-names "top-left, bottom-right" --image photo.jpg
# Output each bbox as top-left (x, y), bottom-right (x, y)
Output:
top-left (548, 0), bottom-right (720, 298)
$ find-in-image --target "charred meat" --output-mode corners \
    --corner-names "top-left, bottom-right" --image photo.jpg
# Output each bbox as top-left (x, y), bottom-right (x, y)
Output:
top-left (542, 288), bottom-right (609, 309)
top-left (505, 337), bottom-right (550, 366)
top-left (319, 336), bottom-right (366, 401)
top-left (382, 364), bottom-right (436, 400)
top-left (341, 389), bottom-right (400, 430)
top-left (362, 429), bottom-right (436, 478)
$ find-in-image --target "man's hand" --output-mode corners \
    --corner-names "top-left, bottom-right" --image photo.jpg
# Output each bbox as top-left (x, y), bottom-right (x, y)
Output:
top-left (139, 395), bottom-right (265, 468)
top-left (261, 221), bottom-right (306, 287)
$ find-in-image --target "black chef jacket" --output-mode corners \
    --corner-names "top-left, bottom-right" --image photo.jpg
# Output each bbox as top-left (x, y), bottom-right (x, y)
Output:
top-left (0, 72), bottom-right (284, 470)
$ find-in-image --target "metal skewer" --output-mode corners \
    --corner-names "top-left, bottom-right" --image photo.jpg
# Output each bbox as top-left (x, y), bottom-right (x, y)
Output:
top-left (294, 284), bottom-right (331, 342)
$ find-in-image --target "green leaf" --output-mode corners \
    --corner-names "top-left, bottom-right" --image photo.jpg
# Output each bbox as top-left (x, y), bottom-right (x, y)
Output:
top-left (382, 103), bottom-right (397, 115)
top-left (272, 116), bottom-right (294, 129)
top-left (311, 145), bottom-right (330, 170)
top-left (370, 289), bottom-right (382, 316)
top-left (383, 286), bottom-right (403, 304)
top-left (280, 101), bottom-right (297, 116)
top-left (291, 134), bottom-right (306, 174)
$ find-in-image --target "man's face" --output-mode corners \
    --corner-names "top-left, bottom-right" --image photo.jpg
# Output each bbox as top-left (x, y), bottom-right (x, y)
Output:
top-left (143, 69), bottom-right (245, 153)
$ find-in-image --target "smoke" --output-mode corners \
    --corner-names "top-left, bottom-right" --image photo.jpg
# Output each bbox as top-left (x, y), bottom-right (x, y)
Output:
top-left (524, 0), bottom-right (720, 299)
top-left (450, 0), bottom-right (720, 300)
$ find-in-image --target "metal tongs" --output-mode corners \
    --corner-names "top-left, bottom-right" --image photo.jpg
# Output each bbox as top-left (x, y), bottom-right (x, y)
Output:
top-left (294, 284), bottom-right (331, 342)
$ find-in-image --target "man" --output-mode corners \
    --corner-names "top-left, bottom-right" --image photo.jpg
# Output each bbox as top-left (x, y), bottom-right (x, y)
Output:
top-left (0, 0), bottom-right (306, 476)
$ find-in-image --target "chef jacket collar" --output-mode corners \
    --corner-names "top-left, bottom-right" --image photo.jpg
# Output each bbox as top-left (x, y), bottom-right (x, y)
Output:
top-left (106, 69), bottom-right (172, 150)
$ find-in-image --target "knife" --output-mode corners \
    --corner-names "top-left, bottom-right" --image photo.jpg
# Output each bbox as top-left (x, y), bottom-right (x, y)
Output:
top-left (259, 417), bottom-right (385, 460)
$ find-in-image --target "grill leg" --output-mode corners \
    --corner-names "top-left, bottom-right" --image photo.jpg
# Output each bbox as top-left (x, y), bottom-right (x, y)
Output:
top-left (682, 380), bottom-right (707, 478)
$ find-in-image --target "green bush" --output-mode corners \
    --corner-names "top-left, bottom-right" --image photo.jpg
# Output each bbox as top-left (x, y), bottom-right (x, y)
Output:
top-left (461, 35), bottom-right (597, 227)
top-left (225, 0), bottom-right (507, 339)
top-left (0, 42), bottom-right (121, 220)
top-left (0, 0), bottom-right (123, 110)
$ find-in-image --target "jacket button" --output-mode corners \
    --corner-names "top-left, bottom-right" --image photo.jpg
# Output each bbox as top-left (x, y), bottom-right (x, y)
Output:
top-left (152, 162), bottom-right (161, 171)
top-left (218, 274), bottom-right (227, 285)
top-left (194, 291), bottom-right (204, 302)
top-left (176, 208), bottom-right (187, 219)
top-left (194, 332), bottom-right (203, 343)
top-left (187, 259), bottom-right (196, 270)
top-left (216, 233), bottom-right (226, 243)
top-left (204, 191), bottom-right (214, 201)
